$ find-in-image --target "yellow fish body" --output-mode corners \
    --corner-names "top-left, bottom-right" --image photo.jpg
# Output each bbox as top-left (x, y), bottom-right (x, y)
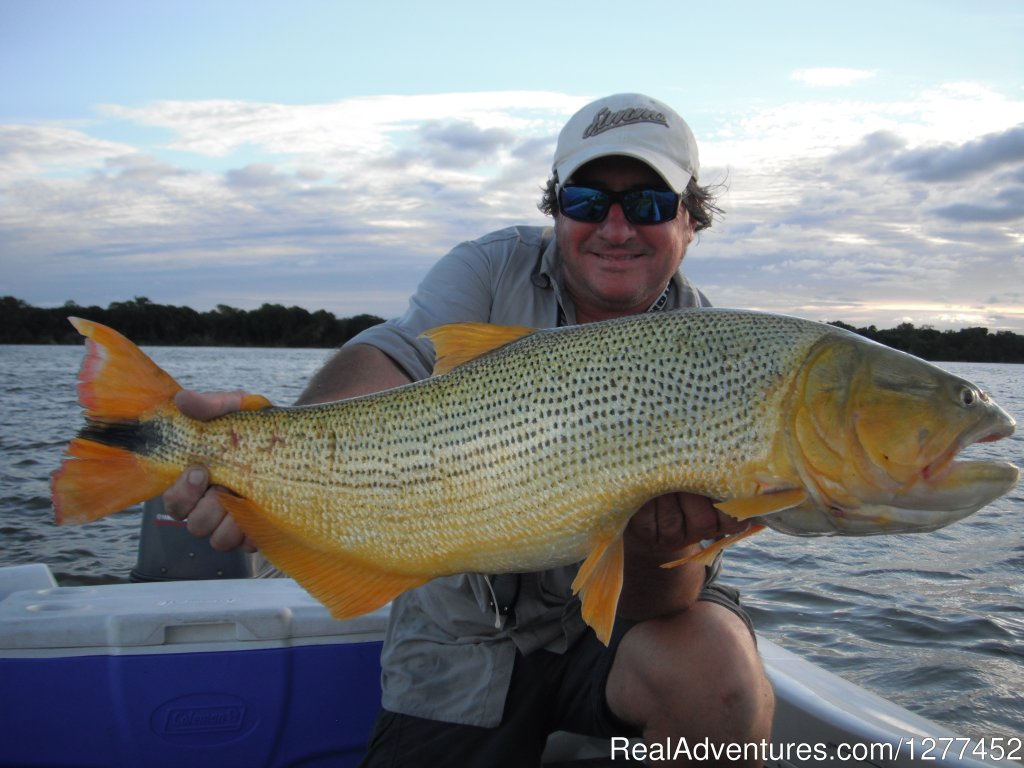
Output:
top-left (52, 311), bottom-right (1019, 644)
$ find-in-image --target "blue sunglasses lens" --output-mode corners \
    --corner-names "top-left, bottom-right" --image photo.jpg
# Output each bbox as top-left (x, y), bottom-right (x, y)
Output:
top-left (558, 186), bottom-right (680, 225)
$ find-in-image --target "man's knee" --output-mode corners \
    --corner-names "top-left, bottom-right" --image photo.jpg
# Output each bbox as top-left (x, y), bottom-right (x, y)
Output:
top-left (607, 602), bottom-right (774, 742)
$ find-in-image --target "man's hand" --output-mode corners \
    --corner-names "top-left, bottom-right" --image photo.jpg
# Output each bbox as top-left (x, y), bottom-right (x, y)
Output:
top-left (618, 492), bottom-right (749, 620)
top-left (162, 390), bottom-right (257, 552)
top-left (627, 491), bottom-right (750, 556)
top-left (162, 344), bottom-right (410, 554)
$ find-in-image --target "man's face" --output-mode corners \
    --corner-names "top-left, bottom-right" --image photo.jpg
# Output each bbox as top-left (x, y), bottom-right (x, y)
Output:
top-left (555, 156), bottom-right (697, 324)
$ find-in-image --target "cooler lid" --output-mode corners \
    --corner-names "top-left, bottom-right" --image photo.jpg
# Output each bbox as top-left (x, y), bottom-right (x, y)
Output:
top-left (0, 576), bottom-right (388, 655)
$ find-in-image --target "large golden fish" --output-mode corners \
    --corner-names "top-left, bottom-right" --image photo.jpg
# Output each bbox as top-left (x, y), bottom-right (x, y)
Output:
top-left (52, 310), bottom-right (1018, 644)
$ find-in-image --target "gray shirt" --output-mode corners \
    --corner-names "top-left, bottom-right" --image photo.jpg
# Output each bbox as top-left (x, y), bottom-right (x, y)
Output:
top-left (346, 225), bottom-right (710, 726)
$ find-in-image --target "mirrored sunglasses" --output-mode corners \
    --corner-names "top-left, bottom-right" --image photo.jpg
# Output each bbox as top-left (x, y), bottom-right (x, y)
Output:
top-left (558, 185), bottom-right (681, 225)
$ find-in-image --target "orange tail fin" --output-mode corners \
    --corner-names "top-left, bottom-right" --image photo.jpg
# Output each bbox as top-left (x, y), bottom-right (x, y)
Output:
top-left (52, 318), bottom-right (183, 524)
top-left (69, 317), bottom-right (181, 420)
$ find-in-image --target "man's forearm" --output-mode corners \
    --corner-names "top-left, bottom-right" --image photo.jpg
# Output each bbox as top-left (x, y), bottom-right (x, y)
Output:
top-left (296, 343), bottom-right (413, 405)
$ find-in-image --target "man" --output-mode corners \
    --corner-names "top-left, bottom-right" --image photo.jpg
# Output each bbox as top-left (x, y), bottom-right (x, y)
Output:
top-left (166, 93), bottom-right (775, 767)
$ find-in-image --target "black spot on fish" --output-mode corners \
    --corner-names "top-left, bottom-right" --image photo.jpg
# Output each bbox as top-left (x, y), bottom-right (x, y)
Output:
top-left (78, 418), bottom-right (160, 455)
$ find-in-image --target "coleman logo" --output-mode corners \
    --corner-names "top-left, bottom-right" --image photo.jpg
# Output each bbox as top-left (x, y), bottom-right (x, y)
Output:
top-left (153, 694), bottom-right (253, 744)
top-left (583, 106), bottom-right (668, 138)
top-left (164, 705), bottom-right (245, 733)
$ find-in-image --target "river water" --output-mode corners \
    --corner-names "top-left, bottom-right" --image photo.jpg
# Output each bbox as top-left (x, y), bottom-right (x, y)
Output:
top-left (1, 343), bottom-right (1021, 742)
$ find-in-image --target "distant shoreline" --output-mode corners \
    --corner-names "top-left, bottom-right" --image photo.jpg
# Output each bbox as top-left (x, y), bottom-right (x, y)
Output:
top-left (3, 295), bottom-right (1022, 363)
top-left (1, 296), bottom-right (384, 350)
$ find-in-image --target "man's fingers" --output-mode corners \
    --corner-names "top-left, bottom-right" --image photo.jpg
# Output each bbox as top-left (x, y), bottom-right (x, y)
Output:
top-left (207, 513), bottom-right (252, 553)
top-left (669, 493), bottom-right (751, 542)
top-left (179, 487), bottom-right (258, 553)
top-left (181, 489), bottom-right (223, 534)
top-left (714, 509), bottom-right (751, 537)
top-left (163, 465), bottom-right (209, 520)
top-left (630, 492), bottom-right (752, 550)
top-left (174, 389), bottom-right (248, 421)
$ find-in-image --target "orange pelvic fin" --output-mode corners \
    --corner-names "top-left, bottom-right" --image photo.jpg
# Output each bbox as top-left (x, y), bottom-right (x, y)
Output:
top-left (422, 322), bottom-right (535, 375)
top-left (571, 532), bottom-right (625, 646)
top-left (660, 524), bottom-right (766, 569)
top-left (218, 493), bottom-right (429, 618)
top-left (713, 488), bottom-right (808, 520)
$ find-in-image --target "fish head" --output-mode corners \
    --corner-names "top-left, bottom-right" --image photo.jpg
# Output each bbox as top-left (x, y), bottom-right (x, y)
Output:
top-left (781, 332), bottom-right (1019, 535)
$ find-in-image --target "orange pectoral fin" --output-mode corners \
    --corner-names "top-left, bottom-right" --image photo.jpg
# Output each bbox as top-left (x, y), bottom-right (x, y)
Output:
top-left (660, 525), bottom-right (766, 569)
top-left (571, 533), bottom-right (625, 646)
top-left (421, 322), bottom-right (536, 375)
top-left (714, 488), bottom-right (808, 520)
top-left (217, 493), bottom-right (428, 618)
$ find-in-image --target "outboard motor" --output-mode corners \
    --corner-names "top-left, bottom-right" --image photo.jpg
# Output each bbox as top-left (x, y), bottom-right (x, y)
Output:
top-left (130, 497), bottom-right (260, 582)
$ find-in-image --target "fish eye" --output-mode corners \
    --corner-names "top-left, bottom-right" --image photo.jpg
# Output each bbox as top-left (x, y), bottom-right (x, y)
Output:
top-left (959, 386), bottom-right (978, 407)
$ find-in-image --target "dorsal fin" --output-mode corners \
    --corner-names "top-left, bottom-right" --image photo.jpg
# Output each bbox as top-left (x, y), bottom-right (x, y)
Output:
top-left (421, 322), bottom-right (535, 375)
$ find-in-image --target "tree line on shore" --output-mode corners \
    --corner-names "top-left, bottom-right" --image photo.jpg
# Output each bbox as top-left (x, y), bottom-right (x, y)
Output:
top-left (827, 320), bottom-right (1024, 363)
top-left (0, 296), bottom-right (383, 348)
top-left (2, 295), bottom-right (1023, 362)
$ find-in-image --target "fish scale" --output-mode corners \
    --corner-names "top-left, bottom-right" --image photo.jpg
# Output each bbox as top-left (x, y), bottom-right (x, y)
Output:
top-left (52, 310), bottom-right (1019, 644)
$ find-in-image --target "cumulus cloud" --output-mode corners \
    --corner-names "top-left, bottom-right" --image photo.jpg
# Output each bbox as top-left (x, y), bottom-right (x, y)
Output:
top-left (415, 120), bottom-right (517, 169)
top-left (690, 93), bottom-right (1024, 331)
top-left (3, 87), bottom-right (1024, 331)
top-left (888, 123), bottom-right (1024, 182)
top-left (1, 92), bottom-right (583, 316)
top-left (97, 91), bottom-right (574, 165)
top-left (225, 163), bottom-right (292, 189)
top-left (933, 187), bottom-right (1024, 223)
top-left (0, 124), bottom-right (134, 178)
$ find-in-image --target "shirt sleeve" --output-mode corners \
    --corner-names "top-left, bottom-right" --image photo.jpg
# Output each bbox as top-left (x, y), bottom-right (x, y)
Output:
top-left (344, 238), bottom-right (497, 381)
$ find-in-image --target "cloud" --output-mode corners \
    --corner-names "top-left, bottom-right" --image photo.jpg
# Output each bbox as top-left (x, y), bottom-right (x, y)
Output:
top-left (790, 68), bottom-right (877, 87)
top-left (97, 92), bottom-right (576, 165)
top-left (692, 95), bottom-right (1024, 330)
top-left (828, 130), bottom-right (907, 171)
top-left (932, 185), bottom-right (1024, 223)
top-left (887, 123), bottom-right (1024, 182)
top-left (0, 124), bottom-right (134, 178)
top-left (225, 163), bottom-right (292, 189)
top-left (4, 86), bottom-right (1024, 331)
top-left (414, 120), bottom-right (517, 169)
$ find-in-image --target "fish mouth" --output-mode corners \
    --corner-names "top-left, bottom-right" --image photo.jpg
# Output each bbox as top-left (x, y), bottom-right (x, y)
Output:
top-left (914, 459), bottom-right (1019, 513)
top-left (771, 410), bottom-right (1019, 537)
top-left (767, 455), bottom-right (1019, 537)
top-left (922, 415), bottom-right (1016, 485)
top-left (864, 416), bottom-right (1019, 532)
top-left (903, 404), bottom-right (1019, 518)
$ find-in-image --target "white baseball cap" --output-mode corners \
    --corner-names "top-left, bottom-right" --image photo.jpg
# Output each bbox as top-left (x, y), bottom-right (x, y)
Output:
top-left (553, 93), bottom-right (700, 193)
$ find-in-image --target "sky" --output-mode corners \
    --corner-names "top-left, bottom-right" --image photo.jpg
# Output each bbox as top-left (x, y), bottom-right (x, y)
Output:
top-left (2, 0), bottom-right (1023, 332)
